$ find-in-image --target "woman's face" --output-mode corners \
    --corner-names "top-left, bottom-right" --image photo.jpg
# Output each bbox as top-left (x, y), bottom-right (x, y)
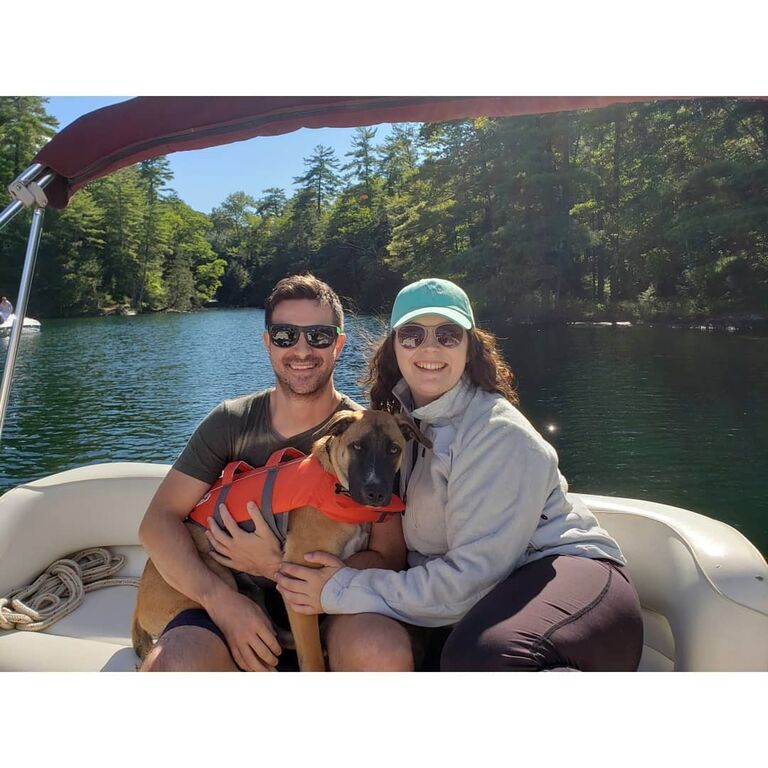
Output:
top-left (394, 313), bottom-right (469, 407)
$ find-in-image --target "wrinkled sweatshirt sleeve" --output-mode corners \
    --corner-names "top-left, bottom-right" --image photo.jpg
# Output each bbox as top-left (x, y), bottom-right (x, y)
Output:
top-left (321, 413), bottom-right (559, 626)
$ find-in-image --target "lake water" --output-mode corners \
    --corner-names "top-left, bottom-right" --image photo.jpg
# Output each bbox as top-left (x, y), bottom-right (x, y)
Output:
top-left (1, 309), bottom-right (766, 556)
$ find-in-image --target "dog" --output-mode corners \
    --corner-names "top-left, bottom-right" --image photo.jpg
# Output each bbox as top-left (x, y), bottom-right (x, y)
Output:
top-left (132, 409), bottom-right (431, 671)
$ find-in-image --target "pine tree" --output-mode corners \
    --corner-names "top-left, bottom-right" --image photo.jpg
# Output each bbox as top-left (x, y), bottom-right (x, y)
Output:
top-left (293, 145), bottom-right (342, 214)
top-left (0, 97), bottom-right (58, 182)
top-left (135, 157), bottom-right (174, 310)
top-left (88, 167), bottom-right (145, 308)
top-left (35, 190), bottom-right (106, 315)
top-left (256, 188), bottom-right (287, 218)
top-left (376, 124), bottom-right (419, 193)
top-left (343, 127), bottom-right (378, 195)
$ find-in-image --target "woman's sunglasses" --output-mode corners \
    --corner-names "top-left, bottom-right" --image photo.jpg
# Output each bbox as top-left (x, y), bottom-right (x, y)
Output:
top-left (395, 323), bottom-right (465, 349)
top-left (267, 324), bottom-right (341, 349)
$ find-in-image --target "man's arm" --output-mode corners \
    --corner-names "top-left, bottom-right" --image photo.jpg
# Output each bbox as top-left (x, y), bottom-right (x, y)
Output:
top-left (138, 468), bottom-right (281, 671)
top-left (138, 468), bottom-right (231, 607)
top-left (344, 515), bottom-right (407, 571)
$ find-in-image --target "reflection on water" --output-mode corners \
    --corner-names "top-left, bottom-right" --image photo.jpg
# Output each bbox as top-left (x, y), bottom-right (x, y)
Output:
top-left (1, 311), bottom-right (766, 555)
top-left (501, 325), bottom-right (768, 556)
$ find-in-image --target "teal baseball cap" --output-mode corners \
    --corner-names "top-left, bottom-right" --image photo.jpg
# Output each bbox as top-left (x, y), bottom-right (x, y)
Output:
top-left (390, 278), bottom-right (475, 330)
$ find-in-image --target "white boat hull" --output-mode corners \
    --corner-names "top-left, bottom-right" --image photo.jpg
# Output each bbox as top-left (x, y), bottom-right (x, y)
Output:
top-left (0, 314), bottom-right (41, 337)
top-left (0, 462), bottom-right (766, 672)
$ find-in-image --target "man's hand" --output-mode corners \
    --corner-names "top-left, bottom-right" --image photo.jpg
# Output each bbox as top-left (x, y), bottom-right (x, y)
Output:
top-left (276, 552), bottom-right (346, 615)
top-left (206, 589), bottom-right (282, 672)
top-left (206, 501), bottom-right (283, 581)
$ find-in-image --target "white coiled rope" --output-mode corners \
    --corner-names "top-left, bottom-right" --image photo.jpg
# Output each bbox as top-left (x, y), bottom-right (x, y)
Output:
top-left (0, 547), bottom-right (140, 632)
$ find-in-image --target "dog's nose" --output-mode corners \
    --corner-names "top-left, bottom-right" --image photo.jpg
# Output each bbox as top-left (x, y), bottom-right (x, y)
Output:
top-left (362, 484), bottom-right (391, 507)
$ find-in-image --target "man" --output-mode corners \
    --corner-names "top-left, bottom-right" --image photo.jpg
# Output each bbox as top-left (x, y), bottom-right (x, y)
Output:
top-left (138, 274), bottom-right (412, 671)
top-left (0, 296), bottom-right (12, 323)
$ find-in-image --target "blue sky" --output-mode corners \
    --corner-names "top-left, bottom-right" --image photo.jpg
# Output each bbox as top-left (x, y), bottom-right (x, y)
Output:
top-left (46, 97), bottom-right (396, 214)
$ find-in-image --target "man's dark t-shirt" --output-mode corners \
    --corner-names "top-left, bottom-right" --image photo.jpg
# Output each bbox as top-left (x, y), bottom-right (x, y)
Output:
top-left (173, 389), bottom-right (361, 485)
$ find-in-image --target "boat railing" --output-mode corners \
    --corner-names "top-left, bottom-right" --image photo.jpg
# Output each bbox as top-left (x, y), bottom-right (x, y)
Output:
top-left (0, 163), bottom-right (55, 441)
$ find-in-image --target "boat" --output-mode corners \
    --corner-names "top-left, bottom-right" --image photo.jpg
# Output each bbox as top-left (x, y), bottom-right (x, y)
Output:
top-left (1, 96), bottom-right (766, 672)
top-left (0, 313), bottom-right (41, 337)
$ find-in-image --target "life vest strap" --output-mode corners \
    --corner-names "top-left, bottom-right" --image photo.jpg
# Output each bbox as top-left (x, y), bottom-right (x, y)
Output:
top-left (211, 484), bottom-right (232, 530)
top-left (259, 466), bottom-right (289, 544)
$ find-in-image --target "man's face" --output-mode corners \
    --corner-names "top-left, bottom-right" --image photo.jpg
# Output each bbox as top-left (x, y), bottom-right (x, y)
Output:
top-left (263, 299), bottom-right (346, 398)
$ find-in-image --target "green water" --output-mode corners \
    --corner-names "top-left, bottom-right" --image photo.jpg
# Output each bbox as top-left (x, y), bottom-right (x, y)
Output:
top-left (1, 309), bottom-right (766, 556)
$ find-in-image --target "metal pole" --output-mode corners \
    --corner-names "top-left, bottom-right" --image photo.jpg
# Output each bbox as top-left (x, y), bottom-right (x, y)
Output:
top-left (15, 163), bottom-right (45, 186)
top-left (0, 199), bottom-right (26, 230)
top-left (0, 206), bottom-right (46, 441)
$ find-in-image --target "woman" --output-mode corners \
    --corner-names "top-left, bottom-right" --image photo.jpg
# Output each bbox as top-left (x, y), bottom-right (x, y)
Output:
top-left (275, 277), bottom-right (644, 671)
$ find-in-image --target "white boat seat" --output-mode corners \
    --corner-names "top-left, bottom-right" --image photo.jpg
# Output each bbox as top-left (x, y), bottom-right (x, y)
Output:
top-left (0, 465), bottom-right (164, 672)
top-left (585, 494), bottom-right (768, 671)
top-left (0, 464), bottom-right (766, 671)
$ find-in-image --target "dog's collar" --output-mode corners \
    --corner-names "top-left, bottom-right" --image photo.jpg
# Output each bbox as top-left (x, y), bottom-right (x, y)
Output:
top-left (334, 482), bottom-right (352, 497)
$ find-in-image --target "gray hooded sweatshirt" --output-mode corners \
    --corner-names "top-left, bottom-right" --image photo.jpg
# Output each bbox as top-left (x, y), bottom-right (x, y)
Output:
top-left (321, 376), bottom-right (625, 627)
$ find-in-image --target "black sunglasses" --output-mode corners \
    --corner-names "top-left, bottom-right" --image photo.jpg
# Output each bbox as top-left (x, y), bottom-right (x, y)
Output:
top-left (395, 323), bottom-right (465, 349)
top-left (267, 323), bottom-right (341, 349)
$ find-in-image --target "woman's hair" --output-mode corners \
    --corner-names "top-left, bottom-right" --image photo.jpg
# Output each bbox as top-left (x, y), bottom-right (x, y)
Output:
top-left (364, 325), bottom-right (519, 412)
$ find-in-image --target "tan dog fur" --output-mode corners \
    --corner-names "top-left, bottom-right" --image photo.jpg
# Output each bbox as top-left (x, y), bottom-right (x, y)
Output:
top-left (132, 409), bottom-right (428, 671)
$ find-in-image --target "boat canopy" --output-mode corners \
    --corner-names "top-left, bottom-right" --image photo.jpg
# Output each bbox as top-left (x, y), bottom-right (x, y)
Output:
top-left (32, 96), bottom-right (660, 210)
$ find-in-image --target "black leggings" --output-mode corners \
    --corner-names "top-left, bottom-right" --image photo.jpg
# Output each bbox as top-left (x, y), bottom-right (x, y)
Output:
top-left (437, 555), bottom-right (644, 671)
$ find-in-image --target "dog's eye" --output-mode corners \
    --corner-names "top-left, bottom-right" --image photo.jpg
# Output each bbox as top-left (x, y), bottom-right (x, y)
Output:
top-left (351, 442), bottom-right (363, 451)
top-left (389, 444), bottom-right (401, 454)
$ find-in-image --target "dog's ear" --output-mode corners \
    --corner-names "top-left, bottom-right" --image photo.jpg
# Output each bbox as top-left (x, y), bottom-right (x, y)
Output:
top-left (324, 409), bottom-right (361, 437)
top-left (395, 413), bottom-right (433, 449)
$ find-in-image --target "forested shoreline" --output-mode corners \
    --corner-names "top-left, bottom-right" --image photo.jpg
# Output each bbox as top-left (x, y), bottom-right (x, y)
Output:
top-left (1, 97), bottom-right (767, 327)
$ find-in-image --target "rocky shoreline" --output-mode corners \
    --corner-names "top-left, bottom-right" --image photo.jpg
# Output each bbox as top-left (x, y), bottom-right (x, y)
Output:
top-left (565, 312), bottom-right (768, 332)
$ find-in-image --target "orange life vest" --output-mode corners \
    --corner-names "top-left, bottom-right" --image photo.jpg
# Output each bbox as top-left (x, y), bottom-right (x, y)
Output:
top-left (187, 447), bottom-right (404, 541)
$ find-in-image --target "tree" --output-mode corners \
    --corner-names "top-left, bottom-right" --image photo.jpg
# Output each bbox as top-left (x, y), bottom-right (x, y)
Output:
top-left (210, 191), bottom-right (258, 252)
top-left (135, 157), bottom-right (174, 310)
top-left (293, 145), bottom-right (342, 214)
top-left (35, 189), bottom-right (106, 316)
top-left (376, 124), bottom-right (419, 193)
top-left (209, 191), bottom-right (260, 305)
top-left (319, 178), bottom-right (399, 310)
top-left (164, 198), bottom-right (224, 310)
top-left (88, 167), bottom-right (145, 307)
top-left (256, 187), bottom-right (287, 218)
top-left (0, 97), bottom-right (58, 182)
top-left (263, 188), bottom-right (321, 285)
top-left (343, 127), bottom-right (378, 195)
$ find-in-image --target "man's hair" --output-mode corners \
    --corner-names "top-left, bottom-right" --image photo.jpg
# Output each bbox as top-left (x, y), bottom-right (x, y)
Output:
top-left (264, 274), bottom-right (344, 330)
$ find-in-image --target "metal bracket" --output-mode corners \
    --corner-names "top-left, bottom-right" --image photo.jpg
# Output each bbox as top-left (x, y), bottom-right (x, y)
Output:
top-left (1, 166), bottom-right (54, 231)
top-left (8, 178), bottom-right (48, 208)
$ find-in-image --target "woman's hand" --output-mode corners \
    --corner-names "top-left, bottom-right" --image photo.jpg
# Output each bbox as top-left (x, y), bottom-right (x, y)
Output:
top-left (206, 501), bottom-right (283, 581)
top-left (275, 552), bottom-right (346, 615)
